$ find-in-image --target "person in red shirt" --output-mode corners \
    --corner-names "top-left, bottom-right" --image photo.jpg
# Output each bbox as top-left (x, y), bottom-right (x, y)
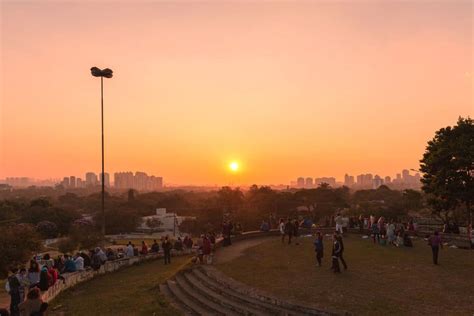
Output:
top-left (141, 241), bottom-right (149, 255)
top-left (47, 267), bottom-right (58, 286)
top-left (202, 235), bottom-right (212, 264)
top-left (428, 231), bottom-right (443, 265)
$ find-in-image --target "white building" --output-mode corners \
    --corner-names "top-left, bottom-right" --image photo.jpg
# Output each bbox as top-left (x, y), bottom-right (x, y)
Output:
top-left (137, 208), bottom-right (195, 234)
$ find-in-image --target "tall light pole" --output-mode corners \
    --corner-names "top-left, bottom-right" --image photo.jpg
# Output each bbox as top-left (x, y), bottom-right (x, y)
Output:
top-left (91, 67), bottom-right (113, 237)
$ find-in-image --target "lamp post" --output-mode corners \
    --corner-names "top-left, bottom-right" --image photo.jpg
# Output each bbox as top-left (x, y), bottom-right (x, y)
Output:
top-left (90, 67), bottom-right (113, 237)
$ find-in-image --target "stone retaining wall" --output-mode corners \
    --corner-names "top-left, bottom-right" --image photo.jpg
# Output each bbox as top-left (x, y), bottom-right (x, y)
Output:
top-left (41, 249), bottom-right (193, 304)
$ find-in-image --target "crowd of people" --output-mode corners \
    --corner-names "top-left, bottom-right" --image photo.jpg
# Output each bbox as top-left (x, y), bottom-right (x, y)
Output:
top-left (278, 218), bottom-right (301, 245)
top-left (3, 213), bottom-right (471, 315)
top-left (2, 233), bottom-right (200, 316)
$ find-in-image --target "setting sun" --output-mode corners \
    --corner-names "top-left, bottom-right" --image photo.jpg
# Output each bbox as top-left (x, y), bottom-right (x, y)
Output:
top-left (229, 161), bottom-right (239, 172)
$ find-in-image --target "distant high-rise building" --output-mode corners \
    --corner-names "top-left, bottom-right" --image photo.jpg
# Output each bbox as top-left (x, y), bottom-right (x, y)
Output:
top-left (296, 177), bottom-right (305, 188)
top-left (114, 172), bottom-right (134, 189)
top-left (344, 174), bottom-right (355, 187)
top-left (114, 171), bottom-right (163, 191)
top-left (384, 176), bottom-right (391, 184)
top-left (76, 178), bottom-right (84, 188)
top-left (85, 172), bottom-right (98, 187)
top-left (414, 173), bottom-right (421, 182)
top-left (61, 177), bottom-right (70, 188)
top-left (134, 172), bottom-right (148, 191)
top-left (356, 174), bottom-right (373, 187)
top-left (305, 177), bottom-right (313, 188)
top-left (6, 177), bottom-right (31, 187)
top-left (373, 175), bottom-right (384, 189)
top-left (69, 176), bottom-right (76, 188)
top-left (402, 169), bottom-right (410, 181)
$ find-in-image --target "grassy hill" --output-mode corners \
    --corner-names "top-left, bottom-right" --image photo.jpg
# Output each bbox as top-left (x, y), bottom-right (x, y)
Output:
top-left (217, 234), bottom-right (474, 315)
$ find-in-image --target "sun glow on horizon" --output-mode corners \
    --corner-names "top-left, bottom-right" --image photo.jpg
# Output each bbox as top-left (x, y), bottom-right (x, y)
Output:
top-left (229, 161), bottom-right (239, 173)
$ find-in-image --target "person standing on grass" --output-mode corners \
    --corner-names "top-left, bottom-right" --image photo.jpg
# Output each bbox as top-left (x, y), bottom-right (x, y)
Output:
top-left (162, 235), bottom-right (172, 265)
top-left (387, 220), bottom-right (396, 245)
top-left (285, 218), bottom-right (294, 245)
top-left (126, 242), bottom-right (134, 257)
top-left (314, 232), bottom-right (324, 267)
top-left (141, 241), bottom-right (149, 255)
top-left (335, 213), bottom-right (344, 234)
top-left (293, 219), bottom-right (300, 245)
top-left (428, 231), bottom-right (443, 265)
top-left (18, 287), bottom-right (48, 316)
top-left (358, 215), bottom-right (364, 233)
top-left (5, 268), bottom-right (21, 316)
top-left (335, 231), bottom-right (347, 270)
top-left (279, 218), bottom-right (286, 243)
top-left (371, 220), bottom-right (380, 244)
top-left (151, 239), bottom-right (160, 253)
top-left (202, 235), bottom-right (212, 264)
top-left (331, 233), bottom-right (342, 273)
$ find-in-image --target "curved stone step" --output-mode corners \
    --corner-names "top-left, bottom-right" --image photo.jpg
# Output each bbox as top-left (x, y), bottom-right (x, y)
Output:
top-left (159, 283), bottom-right (194, 316)
top-left (182, 272), bottom-right (268, 316)
top-left (174, 274), bottom-right (238, 316)
top-left (190, 268), bottom-right (297, 316)
top-left (166, 279), bottom-right (216, 315)
top-left (197, 266), bottom-right (330, 316)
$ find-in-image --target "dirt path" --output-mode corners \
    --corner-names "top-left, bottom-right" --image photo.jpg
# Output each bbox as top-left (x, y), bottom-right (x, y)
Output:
top-left (214, 236), bottom-right (274, 264)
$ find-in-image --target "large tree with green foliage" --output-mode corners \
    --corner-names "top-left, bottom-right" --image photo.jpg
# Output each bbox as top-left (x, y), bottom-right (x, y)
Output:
top-left (0, 224), bottom-right (41, 277)
top-left (420, 117), bottom-right (473, 225)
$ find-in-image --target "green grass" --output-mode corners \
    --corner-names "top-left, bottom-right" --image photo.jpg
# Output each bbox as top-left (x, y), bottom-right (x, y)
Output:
top-left (217, 235), bottom-right (474, 315)
top-left (50, 256), bottom-right (191, 316)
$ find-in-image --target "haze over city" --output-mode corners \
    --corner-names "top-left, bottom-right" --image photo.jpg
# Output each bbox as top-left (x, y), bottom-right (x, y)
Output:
top-left (1, 1), bottom-right (472, 185)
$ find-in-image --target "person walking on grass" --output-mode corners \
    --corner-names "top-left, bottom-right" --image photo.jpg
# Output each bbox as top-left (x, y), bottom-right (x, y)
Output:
top-left (162, 235), bottom-right (172, 265)
top-left (335, 213), bottom-right (344, 234)
top-left (314, 232), bottom-right (324, 267)
top-left (331, 233), bottom-right (342, 273)
top-left (293, 219), bottom-right (300, 245)
top-left (335, 231), bottom-right (347, 270)
top-left (5, 268), bottom-right (21, 316)
top-left (284, 218), bottom-right (294, 245)
top-left (428, 231), bottom-right (443, 265)
top-left (279, 218), bottom-right (286, 243)
top-left (371, 220), bottom-right (380, 244)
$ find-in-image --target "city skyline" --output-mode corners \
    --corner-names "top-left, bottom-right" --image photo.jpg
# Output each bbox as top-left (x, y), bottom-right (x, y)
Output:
top-left (1, 1), bottom-right (472, 186)
top-left (3, 167), bottom-right (419, 189)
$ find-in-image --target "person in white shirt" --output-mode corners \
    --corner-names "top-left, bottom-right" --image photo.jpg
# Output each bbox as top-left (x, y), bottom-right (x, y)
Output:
top-left (335, 214), bottom-right (344, 234)
top-left (279, 219), bottom-right (286, 243)
top-left (74, 254), bottom-right (85, 271)
top-left (126, 242), bottom-right (134, 257)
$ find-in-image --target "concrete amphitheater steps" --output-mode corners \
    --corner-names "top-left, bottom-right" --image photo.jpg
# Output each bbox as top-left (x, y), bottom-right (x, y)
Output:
top-left (189, 268), bottom-right (298, 316)
top-left (160, 266), bottom-right (331, 316)
top-left (197, 266), bottom-right (330, 316)
top-left (180, 272), bottom-right (266, 316)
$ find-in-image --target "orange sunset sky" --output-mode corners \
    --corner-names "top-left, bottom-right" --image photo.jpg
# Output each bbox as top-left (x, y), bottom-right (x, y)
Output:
top-left (1, 1), bottom-right (472, 186)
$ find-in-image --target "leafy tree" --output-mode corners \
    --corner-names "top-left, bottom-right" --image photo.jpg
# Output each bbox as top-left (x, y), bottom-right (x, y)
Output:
top-left (36, 220), bottom-right (59, 238)
top-left (179, 218), bottom-right (198, 235)
top-left (420, 117), bottom-right (474, 224)
top-left (70, 222), bottom-right (102, 250)
top-left (22, 206), bottom-right (80, 235)
top-left (217, 187), bottom-right (244, 212)
top-left (0, 224), bottom-right (41, 277)
top-left (94, 207), bottom-right (141, 234)
top-left (30, 198), bottom-right (52, 208)
top-left (57, 237), bottom-right (78, 254)
top-left (0, 200), bottom-right (20, 222)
